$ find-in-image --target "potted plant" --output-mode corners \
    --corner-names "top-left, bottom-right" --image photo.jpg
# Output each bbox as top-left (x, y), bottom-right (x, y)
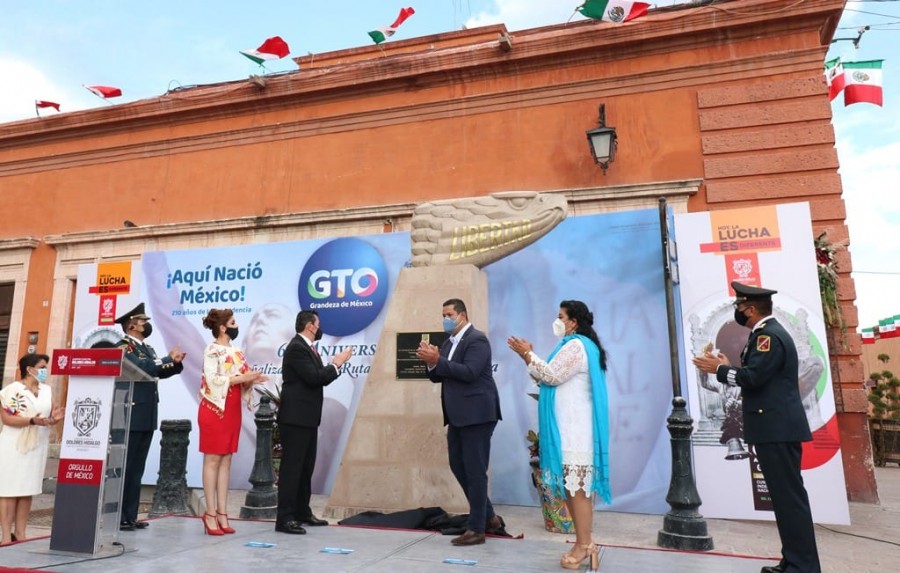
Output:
top-left (867, 358), bottom-right (900, 467)
top-left (526, 394), bottom-right (575, 533)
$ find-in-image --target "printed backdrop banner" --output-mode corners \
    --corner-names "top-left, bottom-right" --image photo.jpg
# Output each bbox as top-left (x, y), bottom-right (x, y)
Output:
top-left (70, 211), bottom-right (674, 511)
top-left (675, 202), bottom-right (850, 524)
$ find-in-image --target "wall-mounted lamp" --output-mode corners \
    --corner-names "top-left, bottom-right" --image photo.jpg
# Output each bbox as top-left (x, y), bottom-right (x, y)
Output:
top-left (585, 104), bottom-right (617, 174)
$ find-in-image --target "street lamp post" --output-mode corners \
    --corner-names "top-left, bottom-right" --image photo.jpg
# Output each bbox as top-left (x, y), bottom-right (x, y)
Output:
top-left (656, 197), bottom-right (714, 551)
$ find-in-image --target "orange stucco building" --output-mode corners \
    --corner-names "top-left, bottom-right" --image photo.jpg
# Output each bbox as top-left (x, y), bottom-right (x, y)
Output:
top-left (0, 0), bottom-right (875, 500)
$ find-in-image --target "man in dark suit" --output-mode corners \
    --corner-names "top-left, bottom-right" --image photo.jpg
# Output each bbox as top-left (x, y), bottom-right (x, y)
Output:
top-left (417, 298), bottom-right (503, 546)
top-left (693, 282), bottom-right (821, 573)
top-left (115, 302), bottom-right (186, 531)
top-left (275, 310), bottom-right (352, 534)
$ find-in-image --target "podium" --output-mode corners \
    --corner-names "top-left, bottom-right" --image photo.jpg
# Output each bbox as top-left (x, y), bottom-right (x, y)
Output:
top-left (49, 348), bottom-right (155, 556)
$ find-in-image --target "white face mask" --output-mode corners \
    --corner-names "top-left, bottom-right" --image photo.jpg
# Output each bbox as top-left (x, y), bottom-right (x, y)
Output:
top-left (552, 318), bottom-right (567, 338)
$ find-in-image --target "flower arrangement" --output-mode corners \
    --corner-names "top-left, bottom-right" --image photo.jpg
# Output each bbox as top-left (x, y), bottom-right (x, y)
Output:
top-left (814, 231), bottom-right (845, 329)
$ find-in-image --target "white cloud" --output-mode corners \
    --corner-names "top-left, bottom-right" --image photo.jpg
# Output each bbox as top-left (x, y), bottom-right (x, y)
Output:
top-left (0, 56), bottom-right (98, 123)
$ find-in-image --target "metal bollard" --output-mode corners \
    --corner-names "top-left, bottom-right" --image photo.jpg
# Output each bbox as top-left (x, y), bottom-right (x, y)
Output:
top-left (149, 419), bottom-right (193, 516)
top-left (240, 395), bottom-right (278, 519)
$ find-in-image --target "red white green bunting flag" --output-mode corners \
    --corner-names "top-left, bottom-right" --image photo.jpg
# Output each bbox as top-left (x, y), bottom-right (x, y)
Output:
top-left (240, 36), bottom-right (291, 65)
top-left (369, 7), bottom-right (415, 44)
top-left (843, 60), bottom-right (883, 107)
top-left (824, 58), bottom-right (845, 102)
top-left (578, 0), bottom-right (650, 24)
top-left (861, 327), bottom-right (875, 344)
top-left (35, 100), bottom-right (61, 111)
top-left (84, 85), bottom-right (122, 98)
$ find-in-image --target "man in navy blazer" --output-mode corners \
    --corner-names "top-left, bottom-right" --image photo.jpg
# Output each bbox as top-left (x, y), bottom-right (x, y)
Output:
top-left (417, 298), bottom-right (502, 546)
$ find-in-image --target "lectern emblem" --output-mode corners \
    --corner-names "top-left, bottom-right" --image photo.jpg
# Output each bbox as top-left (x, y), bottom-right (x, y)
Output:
top-left (57, 354), bottom-right (69, 370)
top-left (73, 397), bottom-right (101, 437)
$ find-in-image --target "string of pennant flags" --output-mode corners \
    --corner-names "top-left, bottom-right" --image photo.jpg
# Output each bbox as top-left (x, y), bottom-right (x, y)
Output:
top-left (861, 316), bottom-right (900, 344)
top-left (29, 2), bottom-right (886, 118)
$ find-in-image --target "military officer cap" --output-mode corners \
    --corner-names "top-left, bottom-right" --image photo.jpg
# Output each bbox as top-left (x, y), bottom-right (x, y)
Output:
top-left (732, 281), bottom-right (777, 303)
top-left (114, 302), bottom-right (151, 325)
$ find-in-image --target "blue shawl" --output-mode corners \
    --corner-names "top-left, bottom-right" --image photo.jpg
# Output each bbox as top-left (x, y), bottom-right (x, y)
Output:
top-left (538, 334), bottom-right (611, 504)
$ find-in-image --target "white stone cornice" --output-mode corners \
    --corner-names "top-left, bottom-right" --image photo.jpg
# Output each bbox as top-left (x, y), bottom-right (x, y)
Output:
top-left (0, 238), bottom-right (40, 250)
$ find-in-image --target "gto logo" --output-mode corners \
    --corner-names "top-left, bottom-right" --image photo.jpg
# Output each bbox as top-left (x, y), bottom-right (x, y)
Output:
top-left (298, 237), bottom-right (389, 337)
top-left (307, 268), bottom-right (379, 300)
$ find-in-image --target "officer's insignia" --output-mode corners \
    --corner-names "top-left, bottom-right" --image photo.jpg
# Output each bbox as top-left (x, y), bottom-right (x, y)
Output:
top-left (73, 397), bottom-right (102, 437)
top-left (756, 335), bottom-right (771, 352)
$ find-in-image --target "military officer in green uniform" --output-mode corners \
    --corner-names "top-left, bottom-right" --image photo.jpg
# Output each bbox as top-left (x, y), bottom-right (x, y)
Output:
top-left (693, 282), bottom-right (820, 573)
top-left (116, 302), bottom-right (186, 531)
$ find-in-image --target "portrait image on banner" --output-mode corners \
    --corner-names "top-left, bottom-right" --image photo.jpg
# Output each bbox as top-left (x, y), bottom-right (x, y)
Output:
top-left (675, 202), bottom-right (849, 524)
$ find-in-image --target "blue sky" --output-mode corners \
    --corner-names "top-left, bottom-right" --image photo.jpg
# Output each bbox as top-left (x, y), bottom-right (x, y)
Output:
top-left (1, 0), bottom-right (897, 329)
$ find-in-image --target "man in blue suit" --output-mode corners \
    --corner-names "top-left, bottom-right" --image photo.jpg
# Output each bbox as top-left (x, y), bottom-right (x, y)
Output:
top-left (417, 298), bottom-right (502, 546)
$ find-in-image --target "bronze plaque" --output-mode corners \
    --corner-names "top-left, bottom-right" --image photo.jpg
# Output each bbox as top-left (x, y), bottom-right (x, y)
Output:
top-left (396, 331), bottom-right (448, 379)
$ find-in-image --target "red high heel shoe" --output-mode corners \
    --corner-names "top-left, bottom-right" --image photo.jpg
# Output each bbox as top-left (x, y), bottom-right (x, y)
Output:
top-left (203, 513), bottom-right (224, 536)
top-left (216, 512), bottom-right (236, 534)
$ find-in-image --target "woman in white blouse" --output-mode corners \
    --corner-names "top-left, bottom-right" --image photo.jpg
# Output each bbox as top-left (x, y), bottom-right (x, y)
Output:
top-left (508, 300), bottom-right (611, 571)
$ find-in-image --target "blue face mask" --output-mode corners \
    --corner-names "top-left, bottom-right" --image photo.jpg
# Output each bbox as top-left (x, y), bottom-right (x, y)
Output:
top-left (442, 316), bottom-right (458, 334)
top-left (34, 367), bottom-right (48, 383)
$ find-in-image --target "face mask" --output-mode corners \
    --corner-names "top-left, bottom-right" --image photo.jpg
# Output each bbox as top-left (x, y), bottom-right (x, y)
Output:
top-left (443, 316), bottom-right (458, 334)
top-left (552, 318), bottom-right (567, 338)
top-left (314, 327), bottom-right (323, 341)
top-left (225, 326), bottom-right (239, 341)
top-left (140, 322), bottom-right (153, 338)
top-left (734, 307), bottom-right (750, 327)
top-left (33, 368), bottom-right (48, 384)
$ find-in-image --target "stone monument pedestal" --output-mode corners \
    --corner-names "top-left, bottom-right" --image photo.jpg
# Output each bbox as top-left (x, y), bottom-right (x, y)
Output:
top-left (326, 264), bottom-right (488, 518)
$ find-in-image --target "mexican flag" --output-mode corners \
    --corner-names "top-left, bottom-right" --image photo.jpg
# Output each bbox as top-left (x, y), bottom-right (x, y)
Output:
top-left (241, 36), bottom-right (290, 65)
top-left (843, 60), bottom-right (883, 107)
top-left (369, 7), bottom-right (415, 44)
top-left (35, 100), bottom-right (61, 111)
top-left (84, 85), bottom-right (122, 98)
top-left (861, 327), bottom-right (875, 344)
top-left (578, 0), bottom-right (650, 23)
top-left (878, 317), bottom-right (897, 338)
top-left (824, 58), bottom-right (845, 101)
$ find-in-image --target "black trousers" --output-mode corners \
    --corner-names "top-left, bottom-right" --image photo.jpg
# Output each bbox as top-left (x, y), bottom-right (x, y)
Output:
top-left (447, 421), bottom-right (497, 532)
top-left (122, 430), bottom-right (154, 523)
top-left (276, 424), bottom-right (317, 524)
top-left (755, 441), bottom-right (821, 573)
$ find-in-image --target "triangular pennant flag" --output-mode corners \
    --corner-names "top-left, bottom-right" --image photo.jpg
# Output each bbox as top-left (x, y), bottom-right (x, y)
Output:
top-left (85, 85), bottom-right (122, 98)
top-left (240, 36), bottom-right (291, 65)
top-left (368, 7), bottom-right (415, 44)
top-left (35, 100), bottom-right (61, 111)
top-left (578, 0), bottom-right (650, 24)
top-left (843, 60), bottom-right (883, 107)
top-left (824, 57), bottom-right (845, 102)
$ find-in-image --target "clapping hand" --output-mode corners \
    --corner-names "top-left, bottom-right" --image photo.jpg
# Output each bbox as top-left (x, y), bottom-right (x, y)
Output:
top-left (332, 347), bottom-right (353, 369)
top-left (169, 346), bottom-right (187, 362)
top-left (415, 341), bottom-right (439, 367)
top-left (507, 336), bottom-right (533, 363)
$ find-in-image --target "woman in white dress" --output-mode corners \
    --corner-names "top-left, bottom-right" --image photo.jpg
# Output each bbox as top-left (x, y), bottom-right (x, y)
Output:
top-left (0, 353), bottom-right (64, 546)
top-left (508, 300), bottom-right (611, 571)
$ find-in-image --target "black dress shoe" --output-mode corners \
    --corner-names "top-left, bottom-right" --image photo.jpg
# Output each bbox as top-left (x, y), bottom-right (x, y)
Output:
top-left (760, 563), bottom-right (785, 573)
top-left (275, 521), bottom-right (307, 535)
top-left (134, 521), bottom-right (149, 529)
top-left (119, 521), bottom-right (136, 531)
top-left (486, 515), bottom-right (506, 533)
top-left (300, 515), bottom-right (328, 526)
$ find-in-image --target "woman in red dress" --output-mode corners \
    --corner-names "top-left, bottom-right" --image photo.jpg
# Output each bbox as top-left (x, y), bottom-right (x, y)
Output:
top-left (198, 308), bottom-right (267, 535)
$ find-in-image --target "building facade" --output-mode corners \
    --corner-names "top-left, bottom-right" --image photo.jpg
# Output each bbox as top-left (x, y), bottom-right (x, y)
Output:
top-left (0, 0), bottom-right (874, 500)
